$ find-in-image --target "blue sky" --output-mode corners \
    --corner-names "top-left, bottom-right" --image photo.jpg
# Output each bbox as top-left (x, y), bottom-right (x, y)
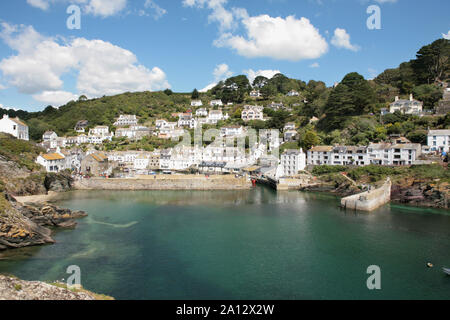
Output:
top-left (0, 0), bottom-right (449, 111)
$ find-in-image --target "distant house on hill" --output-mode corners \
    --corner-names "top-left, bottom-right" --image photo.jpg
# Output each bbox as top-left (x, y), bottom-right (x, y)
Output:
top-left (0, 115), bottom-right (29, 141)
top-left (74, 120), bottom-right (89, 133)
top-left (389, 94), bottom-right (423, 115)
top-left (114, 115), bottom-right (138, 127)
top-left (43, 131), bottom-right (58, 142)
top-left (286, 90), bottom-right (299, 97)
top-left (210, 99), bottom-right (223, 107)
top-left (191, 100), bottom-right (203, 107)
top-left (250, 90), bottom-right (261, 98)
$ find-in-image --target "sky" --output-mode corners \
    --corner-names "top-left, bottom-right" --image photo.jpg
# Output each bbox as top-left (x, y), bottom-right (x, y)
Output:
top-left (0, 0), bottom-right (449, 111)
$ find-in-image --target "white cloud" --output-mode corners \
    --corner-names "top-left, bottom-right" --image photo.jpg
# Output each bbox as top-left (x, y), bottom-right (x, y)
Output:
top-left (331, 28), bottom-right (360, 52)
top-left (200, 82), bottom-right (217, 93)
top-left (143, 0), bottom-right (167, 20)
top-left (200, 63), bottom-right (233, 92)
top-left (0, 103), bottom-right (20, 111)
top-left (214, 15), bottom-right (328, 61)
top-left (244, 69), bottom-right (280, 83)
top-left (27, 0), bottom-right (50, 10)
top-left (27, 0), bottom-right (128, 17)
top-left (213, 63), bottom-right (233, 81)
top-left (32, 90), bottom-right (78, 107)
top-left (184, 1), bottom-right (328, 61)
top-left (443, 31), bottom-right (450, 40)
top-left (183, 0), bottom-right (240, 31)
top-left (0, 23), bottom-right (170, 103)
top-left (374, 0), bottom-right (397, 3)
top-left (309, 62), bottom-right (320, 68)
top-left (85, 0), bottom-right (127, 17)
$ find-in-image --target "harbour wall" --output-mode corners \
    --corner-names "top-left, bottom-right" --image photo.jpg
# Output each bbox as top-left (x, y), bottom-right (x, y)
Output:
top-left (74, 175), bottom-right (252, 191)
top-left (341, 178), bottom-right (392, 212)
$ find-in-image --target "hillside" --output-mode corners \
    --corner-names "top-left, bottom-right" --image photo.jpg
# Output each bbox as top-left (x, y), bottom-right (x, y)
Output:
top-left (0, 38), bottom-right (448, 149)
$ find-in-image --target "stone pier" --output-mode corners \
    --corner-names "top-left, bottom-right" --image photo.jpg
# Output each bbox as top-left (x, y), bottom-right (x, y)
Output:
top-left (341, 178), bottom-right (392, 212)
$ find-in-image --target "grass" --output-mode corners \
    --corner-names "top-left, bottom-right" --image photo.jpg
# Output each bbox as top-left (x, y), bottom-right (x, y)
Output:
top-left (311, 164), bottom-right (450, 185)
top-left (0, 133), bottom-right (44, 171)
top-left (49, 282), bottom-right (114, 300)
top-left (0, 192), bottom-right (11, 216)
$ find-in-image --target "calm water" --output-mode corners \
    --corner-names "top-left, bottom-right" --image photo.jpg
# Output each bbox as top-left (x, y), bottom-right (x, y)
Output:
top-left (1, 187), bottom-right (450, 300)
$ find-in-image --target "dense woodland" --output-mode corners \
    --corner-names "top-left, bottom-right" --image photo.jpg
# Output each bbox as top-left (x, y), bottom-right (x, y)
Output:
top-left (0, 39), bottom-right (449, 152)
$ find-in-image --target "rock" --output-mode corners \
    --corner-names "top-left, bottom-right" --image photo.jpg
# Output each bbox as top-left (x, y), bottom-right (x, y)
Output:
top-left (44, 172), bottom-right (74, 193)
top-left (0, 193), bottom-right (87, 251)
top-left (0, 275), bottom-right (113, 300)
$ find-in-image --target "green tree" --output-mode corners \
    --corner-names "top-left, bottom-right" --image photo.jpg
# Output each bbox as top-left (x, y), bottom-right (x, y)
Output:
top-left (191, 89), bottom-right (199, 99)
top-left (412, 39), bottom-right (450, 84)
top-left (412, 84), bottom-right (443, 109)
top-left (320, 72), bottom-right (375, 131)
top-left (299, 130), bottom-right (320, 150)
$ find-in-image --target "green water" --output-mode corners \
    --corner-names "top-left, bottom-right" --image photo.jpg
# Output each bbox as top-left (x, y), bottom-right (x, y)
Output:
top-left (1, 187), bottom-right (450, 300)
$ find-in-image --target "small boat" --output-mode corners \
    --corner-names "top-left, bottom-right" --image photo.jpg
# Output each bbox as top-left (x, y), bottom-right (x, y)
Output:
top-left (443, 268), bottom-right (450, 276)
top-left (427, 263), bottom-right (434, 268)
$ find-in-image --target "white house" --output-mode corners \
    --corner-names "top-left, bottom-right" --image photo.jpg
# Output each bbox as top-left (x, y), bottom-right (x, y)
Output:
top-left (284, 130), bottom-right (298, 142)
top-left (191, 100), bottom-right (203, 107)
top-left (134, 154), bottom-right (150, 171)
top-left (389, 95), bottom-right (423, 115)
top-left (287, 90), bottom-right (300, 97)
top-left (74, 120), bottom-right (89, 133)
top-left (329, 146), bottom-right (369, 166)
top-left (307, 146), bottom-right (333, 165)
top-left (114, 115), bottom-right (138, 127)
top-left (221, 126), bottom-right (244, 137)
top-left (242, 105), bottom-right (264, 122)
top-left (280, 149), bottom-right (306, 177)
top-left (89, 126), bottom-right (110, 136)
top-left (36, 153), bottom-right (66, 173)
top-left (210, 99), bottom-right (223, 107)
top-left (208, 109), bottom-right (228, 124)
top-left (250, 90), bottom-right (261, 98)
top-left (42, 131), bottom-right (58, 142)
top-left (0, 115), bottom-right (29, 141)
top-left (195, 108), bottom-right (208, 117)
top-left (427, 129), bottom-right (450, 153)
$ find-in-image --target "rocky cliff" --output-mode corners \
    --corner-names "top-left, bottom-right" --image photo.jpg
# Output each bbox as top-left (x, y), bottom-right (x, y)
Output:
top-left (391, 178), bottom-right (449, 209)
top-left (0, 193), bottom-right (87, 250)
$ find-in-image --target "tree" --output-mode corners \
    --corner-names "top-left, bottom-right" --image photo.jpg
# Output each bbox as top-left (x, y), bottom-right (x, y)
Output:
top-left (412, 39), bottom-right (450, 84)
top-left (78, 95), bottom-right (88, 102)
top-left (320, 72), bottom-right (376, 131)
top-left (412, 84), bottom-right (443, 109)
top-left (253, 76), bottom-right (268, 89)
top-left (260, 84), bottom-right (277, 99)
top-left (299, 130), bottom-right (320, 150)
top-left (164, 89), bottom-right (173, 96)
top-left (191, 89), bottom-right (199, 100)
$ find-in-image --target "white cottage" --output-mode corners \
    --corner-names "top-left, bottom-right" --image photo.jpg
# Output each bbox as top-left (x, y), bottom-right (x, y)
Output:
top-left (0, 115), bottom-right (29, 140)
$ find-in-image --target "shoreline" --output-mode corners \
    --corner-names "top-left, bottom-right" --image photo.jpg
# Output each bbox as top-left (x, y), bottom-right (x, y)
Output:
top-left (15, 191), bottom-right (61, 204)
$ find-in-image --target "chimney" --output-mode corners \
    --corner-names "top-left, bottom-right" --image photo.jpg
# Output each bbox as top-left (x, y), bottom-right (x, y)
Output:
top-left (395, 96), bottom-right (399, 102)
top-left (410, 94), bottom-right (413, 101)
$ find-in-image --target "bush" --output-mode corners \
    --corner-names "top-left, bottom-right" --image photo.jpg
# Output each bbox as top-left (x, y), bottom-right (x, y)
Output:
top-left (312, 165), bottom-right (348, 175)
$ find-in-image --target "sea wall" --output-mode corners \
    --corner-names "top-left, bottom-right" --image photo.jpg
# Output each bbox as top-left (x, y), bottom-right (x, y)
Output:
top-left (74, 175), bottom-right (252, 191)
top-left (341, 178), bottom-right (391, 212)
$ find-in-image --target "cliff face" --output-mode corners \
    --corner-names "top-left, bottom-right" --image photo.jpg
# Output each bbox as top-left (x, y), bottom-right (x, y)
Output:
top-left (391, 178), bottom-right (449, 209)
top-left (0, 193), bottom-right (87, 251)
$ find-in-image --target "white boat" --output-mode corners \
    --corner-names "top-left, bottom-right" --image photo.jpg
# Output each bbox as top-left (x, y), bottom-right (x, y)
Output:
top-left (443, 268), bottom-right (450, 276)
